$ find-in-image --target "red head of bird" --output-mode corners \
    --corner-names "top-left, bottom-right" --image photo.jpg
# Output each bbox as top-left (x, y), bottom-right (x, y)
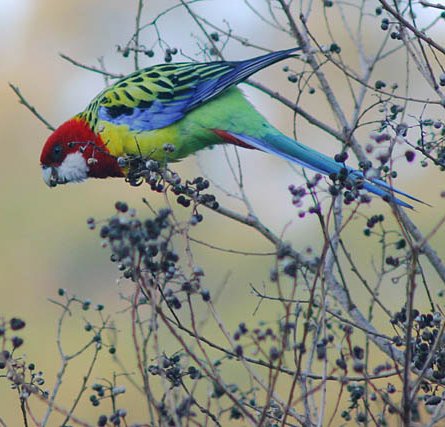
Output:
top-left (40, 118), bottom-right (123, 187)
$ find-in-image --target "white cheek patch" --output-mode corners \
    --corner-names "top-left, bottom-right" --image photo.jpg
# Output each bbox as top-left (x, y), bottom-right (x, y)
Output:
top-left (42, 166), bottom-right (53, 187)
top-left (57, 152), bottom-right (89, 183)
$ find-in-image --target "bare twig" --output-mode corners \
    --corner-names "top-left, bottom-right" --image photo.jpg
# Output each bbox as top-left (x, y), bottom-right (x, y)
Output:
top-left (420, 1), bottom-right (445, 10)
top-left (59, 53), bottom-right (123, 79)
top-left (379, 0), bottom-right (445, 56)
top-left (9, 83), bottom-right (55, 131)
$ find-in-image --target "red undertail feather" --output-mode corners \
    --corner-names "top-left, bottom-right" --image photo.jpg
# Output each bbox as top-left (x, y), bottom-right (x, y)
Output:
top-left (212, 129), bottom-right (255, 150)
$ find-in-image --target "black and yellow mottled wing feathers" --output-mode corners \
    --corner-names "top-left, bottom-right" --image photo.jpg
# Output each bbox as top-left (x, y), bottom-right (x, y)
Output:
top-left (81, 48), bottom-right (299, 133)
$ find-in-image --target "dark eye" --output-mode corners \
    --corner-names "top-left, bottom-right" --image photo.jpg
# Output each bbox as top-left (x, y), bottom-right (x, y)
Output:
top-left (52, 144), bottom-right (63, 162)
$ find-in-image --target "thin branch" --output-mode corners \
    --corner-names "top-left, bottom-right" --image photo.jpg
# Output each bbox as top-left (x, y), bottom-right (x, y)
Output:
top-left (179, 0), bottom-right (223, 59)
top-left (189, 236), bottom-right (275, 256)
top-left (250, 285), bottom-right (393, 340)
top-left (134, 0), bottom-right (144, 70)
top-left (398, 208), bottom-right (445, 284)
top-left (59, 53), bottom-right (123, 79)
top-left (379, 0), bottom-right (445, 56)
top-left (9, 84), bottom-right (55, 131)
top-left (420, 1), bottom-right (445, 10)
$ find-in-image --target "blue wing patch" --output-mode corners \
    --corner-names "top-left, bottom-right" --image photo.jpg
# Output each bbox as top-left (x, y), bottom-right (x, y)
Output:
top-left (98, 99), bottom-right (191, 131)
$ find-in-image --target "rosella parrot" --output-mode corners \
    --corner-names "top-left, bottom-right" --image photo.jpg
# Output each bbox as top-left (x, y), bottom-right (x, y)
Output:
top-left (40, 48), bottom-right (419, 208)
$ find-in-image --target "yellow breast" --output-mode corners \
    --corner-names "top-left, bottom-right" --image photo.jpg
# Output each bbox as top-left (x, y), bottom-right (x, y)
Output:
top-left (97, 121), bottom-right (181, 162)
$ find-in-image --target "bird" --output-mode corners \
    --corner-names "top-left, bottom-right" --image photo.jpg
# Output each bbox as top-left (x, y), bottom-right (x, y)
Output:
top-left (40, 47), bottom-right (420, 208)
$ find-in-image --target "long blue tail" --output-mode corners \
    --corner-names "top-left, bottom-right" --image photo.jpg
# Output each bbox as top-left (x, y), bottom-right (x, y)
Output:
top-left (226, 131), bottom-right (422, 209)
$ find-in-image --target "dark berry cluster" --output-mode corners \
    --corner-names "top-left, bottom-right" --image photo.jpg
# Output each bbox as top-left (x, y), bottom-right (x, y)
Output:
top-left (334, 341), bottom-right (367, 373)
top-left (392, 308), bottom-right (445, 389)
top-left (375, 100), bottom-right (445, 172)
top-left (173, 176), bottom-right (218, 225)
top-left (363, 214), bottom-right (385, 237)
top-left (348, 383), bottom-right (365, 407)
top-left (316, 335), bottom-right (335, 361)
top-left (148, 353), bottom-right (201, 389)
top-left (329, 43), bottom-right (341, 54)
top-left (288, 183), bottom-right (307, 207)
top-left (415, 119), bottom-right (445, 169)
top-left (340, 384), bottom-right (365, 422)
top-left (96, 204), bottom-right (178, 281)
top-left (0, 317), bottom-right (46, 402)
top-left (120, 155), bottom-right (218, 219)
top-left (0, 316), bottom-right (26, 351)
top-left (269, 242), bottom-right (317, 283)
top-left (96, 409), bottom-right (128, 426)
top-left (362, 212), bottom-right (388, 236)
top-left (163, 47), bottom-right (178, 63)
top-left (90, 381), bottom-right (126, 408)
top-left (92, 203), bottom-right (212, 315)
top-left (281, 63), bottom-right (301, 84)
top-left (328, 166), bottom-right (368, 206)
top-left (117, 44), bottom-right (178, 63)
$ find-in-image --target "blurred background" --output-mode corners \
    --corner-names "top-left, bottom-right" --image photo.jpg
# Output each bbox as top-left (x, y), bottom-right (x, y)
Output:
top-left (1, 0), bottom-right (444, 424)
